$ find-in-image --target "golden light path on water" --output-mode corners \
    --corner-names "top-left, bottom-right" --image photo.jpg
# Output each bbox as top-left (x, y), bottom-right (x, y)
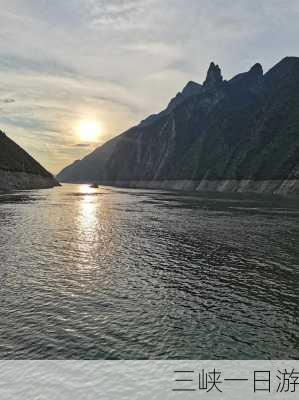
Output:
top-left (74, 185), bottom-right (116, 276)
top-left (76, 185), bottom-right (100, 264)
top-left (1, 184), bottom-right (298, 359)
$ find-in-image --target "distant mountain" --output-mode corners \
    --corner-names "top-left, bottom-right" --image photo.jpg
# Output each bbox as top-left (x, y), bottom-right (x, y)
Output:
top-left (57, 57), bottom-right (299, 195)
top-left (0, 130), bottom-right (59, 191)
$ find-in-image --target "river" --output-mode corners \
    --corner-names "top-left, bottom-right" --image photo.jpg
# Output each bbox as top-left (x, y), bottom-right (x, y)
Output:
top-left (0, 184), bottom-right (298, 359)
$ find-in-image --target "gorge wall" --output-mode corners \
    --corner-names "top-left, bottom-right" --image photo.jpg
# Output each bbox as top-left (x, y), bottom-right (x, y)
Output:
top-left (0, 131), bottom-right (59, 191)
top-left (57, 57), bottom-right (299, 196)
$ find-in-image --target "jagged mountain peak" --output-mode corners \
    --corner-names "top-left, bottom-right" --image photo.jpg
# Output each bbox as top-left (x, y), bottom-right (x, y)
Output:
top-left (203, 62), bottom-right (223, 88)
top-left (250, 63), bottom-right (263, 76)
top-left (229, 62), bottom-right (264, 89)
top-left (57, 56), bottom-right (299, 195)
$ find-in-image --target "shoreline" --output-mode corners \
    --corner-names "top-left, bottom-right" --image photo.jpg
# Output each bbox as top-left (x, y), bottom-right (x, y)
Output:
top-left (60, 178), bottom-right (299, 197)
top-left (0, 169), bottom-right (59, 191)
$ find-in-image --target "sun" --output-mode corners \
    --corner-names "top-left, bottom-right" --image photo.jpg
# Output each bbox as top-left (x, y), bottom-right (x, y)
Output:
top-left (78, 120), bottom-right (101, 142)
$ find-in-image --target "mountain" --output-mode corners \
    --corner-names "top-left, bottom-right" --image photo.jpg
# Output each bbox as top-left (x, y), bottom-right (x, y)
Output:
top-left (140, 80), bottom-right (202, 126)
top-left (0, 130), bottom-right (59, 191)
top-left (57, 57), bottom-right (299, 195)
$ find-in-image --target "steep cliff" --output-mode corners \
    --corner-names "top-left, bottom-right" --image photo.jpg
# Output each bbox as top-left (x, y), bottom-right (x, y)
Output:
top-left (57, 57), bottom-right (299, 195)
top-left (0, 131), bottom-right (59, 191)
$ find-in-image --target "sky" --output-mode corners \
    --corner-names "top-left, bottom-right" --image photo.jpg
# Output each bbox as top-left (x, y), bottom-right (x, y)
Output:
top-left (0, 0), bottom-right (299, 174)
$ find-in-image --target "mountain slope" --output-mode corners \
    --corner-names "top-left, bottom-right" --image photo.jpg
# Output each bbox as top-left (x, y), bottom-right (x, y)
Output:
top-left (57, 57), bottom-right (299, 195)
top-left (0, 130), bottom-right (59, 191)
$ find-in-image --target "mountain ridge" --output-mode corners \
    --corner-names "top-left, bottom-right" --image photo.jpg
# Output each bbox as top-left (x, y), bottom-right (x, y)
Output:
top-left (0, 130), bottom-right (59, 191)
top-left (57, 57), bottom-right (299, 195)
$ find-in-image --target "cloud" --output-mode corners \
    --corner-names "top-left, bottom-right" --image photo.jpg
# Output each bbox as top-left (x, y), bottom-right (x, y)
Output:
top-left (73, 143), bottom-right (91, 147)
top-left (85, 0), bottom-right (157, 28)
top-left (0, 0), bottom-right (299, 174)
top-left (210, 16), bottom-right (244, 35)
top-left (2, 98), bottom-right (15, 103)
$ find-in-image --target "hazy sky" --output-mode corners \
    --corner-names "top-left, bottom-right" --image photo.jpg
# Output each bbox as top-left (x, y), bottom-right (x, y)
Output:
top-left (0, 0), bottom-right (299, 174)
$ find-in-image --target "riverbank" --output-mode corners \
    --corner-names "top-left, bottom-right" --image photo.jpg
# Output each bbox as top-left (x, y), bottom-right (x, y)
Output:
top-left (0, 169), bottom-right (59, 191)
top-left (67, 178), bottom-right (298, 196)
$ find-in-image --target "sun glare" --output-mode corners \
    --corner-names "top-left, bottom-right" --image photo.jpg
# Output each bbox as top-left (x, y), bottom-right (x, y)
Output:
top-left (79, 120), bottom-right (101, 142)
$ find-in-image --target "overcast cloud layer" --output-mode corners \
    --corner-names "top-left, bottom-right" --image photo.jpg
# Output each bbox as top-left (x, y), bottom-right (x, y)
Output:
top-left (0, 0), bottom-right (298, 173)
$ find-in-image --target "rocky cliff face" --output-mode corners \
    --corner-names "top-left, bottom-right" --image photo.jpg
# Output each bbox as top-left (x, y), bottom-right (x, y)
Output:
top-left (57, 57), bottom-right (299, 195)
top-left (0, 131), bottom-right (59, 191)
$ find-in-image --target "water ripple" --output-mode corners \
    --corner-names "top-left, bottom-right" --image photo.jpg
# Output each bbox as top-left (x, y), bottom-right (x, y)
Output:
top-left (0, 184), bottom-right (298, 359)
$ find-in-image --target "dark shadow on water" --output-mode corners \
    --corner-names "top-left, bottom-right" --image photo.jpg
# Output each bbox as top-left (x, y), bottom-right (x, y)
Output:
top-left (0, 193), bottom-right (39, 204)
top-left (139, 191), bottom-right (299, 215)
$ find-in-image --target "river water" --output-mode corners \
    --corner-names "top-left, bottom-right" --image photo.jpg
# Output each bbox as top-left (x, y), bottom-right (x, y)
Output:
top-left (0, 184), bottom-right (298, 359)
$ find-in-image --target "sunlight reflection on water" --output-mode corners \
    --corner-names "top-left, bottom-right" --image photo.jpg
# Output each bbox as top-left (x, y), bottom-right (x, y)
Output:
top-left (0, 184), bottom-right (298, 359)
